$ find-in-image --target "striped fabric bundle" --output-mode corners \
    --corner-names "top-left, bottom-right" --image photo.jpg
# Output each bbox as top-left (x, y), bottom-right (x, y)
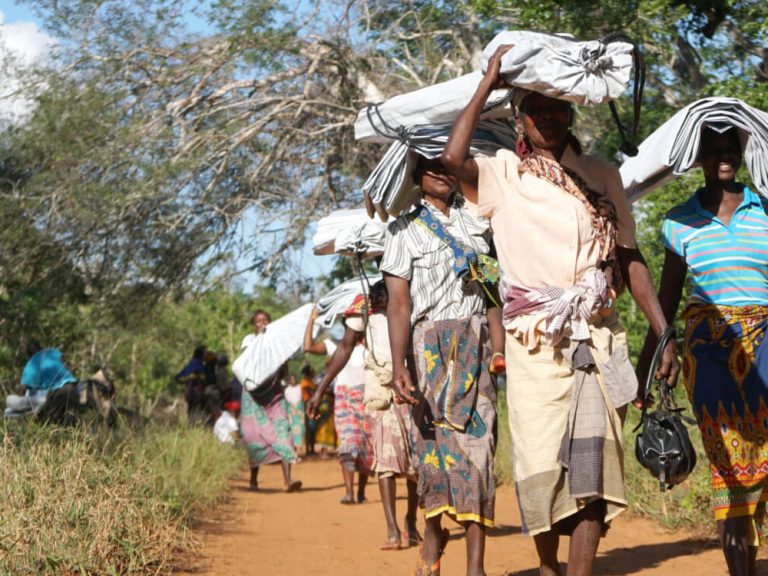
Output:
top-left (361, 120), bottom-right (517, 219)
top-left (621, 97), bottom-right (768, 203)
top-left (482, 31), bottom-right (635, 106)
top-left (312, 209), bottom-right (387, 257)
top-left (316, 275), bottom-right (382, 328)
top-left (354, 72), bottom-right (513, 144)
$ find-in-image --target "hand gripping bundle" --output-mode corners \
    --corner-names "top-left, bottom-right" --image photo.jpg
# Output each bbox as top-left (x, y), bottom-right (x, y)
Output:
top-left (354, 30), bottom-right (641, 218)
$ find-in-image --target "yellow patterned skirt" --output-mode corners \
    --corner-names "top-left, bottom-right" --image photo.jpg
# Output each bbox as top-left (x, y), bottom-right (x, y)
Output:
top-left (682, 304), bottom-right (768, 544)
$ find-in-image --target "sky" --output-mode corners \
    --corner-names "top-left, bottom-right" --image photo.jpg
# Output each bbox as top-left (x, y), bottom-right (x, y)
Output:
top-left (0, 0), bottom-right (337, 291)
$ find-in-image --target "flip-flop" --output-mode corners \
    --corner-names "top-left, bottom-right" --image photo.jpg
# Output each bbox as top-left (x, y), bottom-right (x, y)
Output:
top-left (406, 529), bottom-right (422, 547)
top-left (340, 494), bottom-right (355, 505)
top-left (284, 480), bottom-right (302, 493)
top-left (380, 538), bottom-right (403, 551)
top-left (405, 515), bottom-right (422, 546)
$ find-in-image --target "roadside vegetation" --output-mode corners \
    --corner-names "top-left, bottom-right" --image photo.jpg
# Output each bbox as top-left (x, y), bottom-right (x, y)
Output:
top-left (0, 422), bottom-right (242, 575)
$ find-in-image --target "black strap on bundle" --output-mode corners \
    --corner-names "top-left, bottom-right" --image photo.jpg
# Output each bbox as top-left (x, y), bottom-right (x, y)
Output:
top-left (603, 32), bottom-right (646, 157)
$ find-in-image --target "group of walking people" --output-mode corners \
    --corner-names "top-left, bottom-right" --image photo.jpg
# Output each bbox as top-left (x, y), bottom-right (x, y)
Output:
top-left (233, 44), bottom-right (767, 576)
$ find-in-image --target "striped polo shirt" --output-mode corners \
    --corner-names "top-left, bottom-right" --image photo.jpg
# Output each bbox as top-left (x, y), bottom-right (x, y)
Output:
top-left (662, 185), bottom-right (768, 305)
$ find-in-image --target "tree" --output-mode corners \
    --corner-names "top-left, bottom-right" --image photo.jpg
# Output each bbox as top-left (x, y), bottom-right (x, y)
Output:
top-left (0, 0), bottom-right (765, 389)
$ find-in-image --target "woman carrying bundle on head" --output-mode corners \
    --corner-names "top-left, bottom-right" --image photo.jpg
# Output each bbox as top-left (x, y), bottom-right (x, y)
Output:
top-left (383, 153), bottom-right (505, 576)
top-left (239, 309), bottom-right (302, 493)
top-left (441, 45), bottom-right (678, 575)
top-left (637, 125), bottom-right (768, 576)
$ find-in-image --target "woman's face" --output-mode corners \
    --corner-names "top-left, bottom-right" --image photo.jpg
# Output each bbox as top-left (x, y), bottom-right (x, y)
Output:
top-left (253, 312), bottom-right (270, 334)
top-left (520, 93), bottom-right (572, 152)
top-left (417, 159), bottom-right (457, 202)
top-left (699, 128), bottom-right (742, 183)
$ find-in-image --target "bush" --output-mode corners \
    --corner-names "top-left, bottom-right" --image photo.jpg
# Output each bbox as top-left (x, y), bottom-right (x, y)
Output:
top-left (0, 422), bottom-right (242, 575)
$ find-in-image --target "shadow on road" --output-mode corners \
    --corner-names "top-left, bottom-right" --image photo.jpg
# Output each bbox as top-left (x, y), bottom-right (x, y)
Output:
top-left (500, 538), bottom-right (717, 576)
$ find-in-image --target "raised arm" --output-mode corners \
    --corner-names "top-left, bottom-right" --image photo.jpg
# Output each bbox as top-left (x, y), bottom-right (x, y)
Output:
top-left (385, 272), bottom-right (418, 405)
top-left (303, 306), bottom-right (327, 355)
top-left (306, 325), bottom-right (363, 417)
top-left (441, 45), bottom-right (513, 202)
top-left (634, 248), bottom-right (688, 397)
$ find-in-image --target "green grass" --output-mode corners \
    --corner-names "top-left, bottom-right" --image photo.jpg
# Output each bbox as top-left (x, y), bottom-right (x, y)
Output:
top-left (0, 421), bottom-right (242, 575)
top-left (494, 386), bottom-right (714, 532)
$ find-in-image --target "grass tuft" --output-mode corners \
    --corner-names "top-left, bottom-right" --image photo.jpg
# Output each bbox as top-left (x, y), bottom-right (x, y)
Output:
top-left (0, 421), bottom-right (241, 575)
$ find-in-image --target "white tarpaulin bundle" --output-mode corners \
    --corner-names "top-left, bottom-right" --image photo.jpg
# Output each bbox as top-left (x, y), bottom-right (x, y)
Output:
top-left (361, 120), bottom-right (517, 219)
top-left (481, 31), bottom-right (635, 106)
top-left (233, 303), bottom-right (317, 391)
top-left (312, 209), bottom-right (387, 257)
top-left (316, 275), bottom-right (382, 328)
top-left (354, 71), bottom-right (514, 144)
top-left (620, 97), bottom-right (768, 203)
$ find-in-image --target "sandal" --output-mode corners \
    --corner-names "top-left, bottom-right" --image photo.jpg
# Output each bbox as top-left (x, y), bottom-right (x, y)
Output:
top-left (380, 537), bottom-right (403, 551)
top-left (284, 480), bottom-right (302, 493)
top-left (340, 494), bottom-right (355, 505)
top-left (405, 515), bottom-right (422, 547)
top-left (357, 495), bottom-right (368, 504)
top-left (413, 528), bottom-right (449, 576)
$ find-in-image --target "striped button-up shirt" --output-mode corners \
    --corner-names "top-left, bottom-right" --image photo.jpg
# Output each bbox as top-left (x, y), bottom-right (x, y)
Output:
top-left (380, 201), bottom-right (491, 323)
top-left (662, 185), bottom-right (768, 305)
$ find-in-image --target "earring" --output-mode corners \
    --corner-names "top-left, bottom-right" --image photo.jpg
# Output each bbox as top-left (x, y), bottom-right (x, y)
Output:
top-left (515, 133), bottom-right (532, 159)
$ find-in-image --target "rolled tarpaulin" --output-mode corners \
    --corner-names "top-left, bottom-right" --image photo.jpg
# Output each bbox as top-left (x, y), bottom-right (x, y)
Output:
top-left (316, 275), bottom-right (382, 328)
top-left (620, 97), bottom-right (768, 203)
top-left (354, 71), bottom-right (514, 144)
top-left (233, 303), bottom-right (317, 391)
top-left (361, 119), bottom-right (517, 219)
top-left (312, 208), bottom-right (387, 257)
top-left (481, 30), bottom-right (635, 106)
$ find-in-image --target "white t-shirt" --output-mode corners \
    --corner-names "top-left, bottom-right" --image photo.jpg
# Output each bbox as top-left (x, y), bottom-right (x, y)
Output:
top-left (284, 384), bottom-right (302, 406)
top-left (324, 339), bottom-right (366, 389)
top-left (213, 411), bottom-right (239, 444)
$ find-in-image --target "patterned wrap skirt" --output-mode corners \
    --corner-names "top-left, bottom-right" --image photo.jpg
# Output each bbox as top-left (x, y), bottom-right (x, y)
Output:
top-left (683, 303), bottom-right (768, 543)
top-left (287, 400), bottom-right (305, 451)
top-left (240, 386), bottom-right (297, 467)
top-left (368, 399), bottom-right (416, 479)
top-left (334, 383), bottom-right (373, 473)
top-left (410, 315), bottom-right (497, 527)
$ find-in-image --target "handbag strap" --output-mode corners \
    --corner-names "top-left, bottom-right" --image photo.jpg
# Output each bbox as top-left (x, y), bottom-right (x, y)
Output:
top-left (409, 205), bottom-right (477, 278)
top-left (633, 325), bottom-right (676, 432)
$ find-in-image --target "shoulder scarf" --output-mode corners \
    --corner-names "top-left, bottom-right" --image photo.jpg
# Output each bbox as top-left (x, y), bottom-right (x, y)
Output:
top-left (520, 153), bottom-right (623, 292)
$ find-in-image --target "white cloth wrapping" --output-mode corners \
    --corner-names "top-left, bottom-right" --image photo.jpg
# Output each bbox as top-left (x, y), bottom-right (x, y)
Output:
top-left (354, 71), bottom-right (513, 144)
top-left (312, 209), bottom-right (387, 257)
top-left (315, 275), bottom-right (382, 328)
top-left (362, 120), bottom-right (517, 219)
top-left (233, 303), bottom-right (317, 391)
top-left (481, 31), bottom-right (634, 106)
top-left (620, 97), bottom-right (768, 203)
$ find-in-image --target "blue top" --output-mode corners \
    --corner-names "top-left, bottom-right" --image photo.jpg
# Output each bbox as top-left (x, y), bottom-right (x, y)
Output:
top-left (20, 348), bottom-right (77, 391)
top-left (662, 186), bottom-right (768, 306)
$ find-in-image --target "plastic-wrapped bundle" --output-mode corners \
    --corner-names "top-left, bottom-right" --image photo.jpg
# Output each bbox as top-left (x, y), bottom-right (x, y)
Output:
top-left (233, 303), bottom-right (317, 391)
top-left (312, 209), bottom-right (387, 257)
top-left (315, 275), bottom-right (382, 328)
top-left (481, 31), bottom-right (635, 106)
top-left (362, 119), bottom-right (517, 219)
top-left (620, 97), bottom-right (768, 203)
top-left (354, 71), bottom-right (513, 144)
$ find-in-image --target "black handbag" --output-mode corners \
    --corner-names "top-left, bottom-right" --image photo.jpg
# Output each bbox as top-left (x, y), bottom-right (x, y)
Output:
top-left (634, 326), bottom-right (697, 491)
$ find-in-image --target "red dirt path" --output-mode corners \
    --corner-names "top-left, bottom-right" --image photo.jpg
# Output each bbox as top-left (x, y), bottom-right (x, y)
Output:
top-left (177, 458), bottom-right (765, 575)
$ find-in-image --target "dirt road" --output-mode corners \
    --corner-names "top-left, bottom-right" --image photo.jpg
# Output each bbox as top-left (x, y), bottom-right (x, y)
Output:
top-left (178, 458), bottom-right (764, 575)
